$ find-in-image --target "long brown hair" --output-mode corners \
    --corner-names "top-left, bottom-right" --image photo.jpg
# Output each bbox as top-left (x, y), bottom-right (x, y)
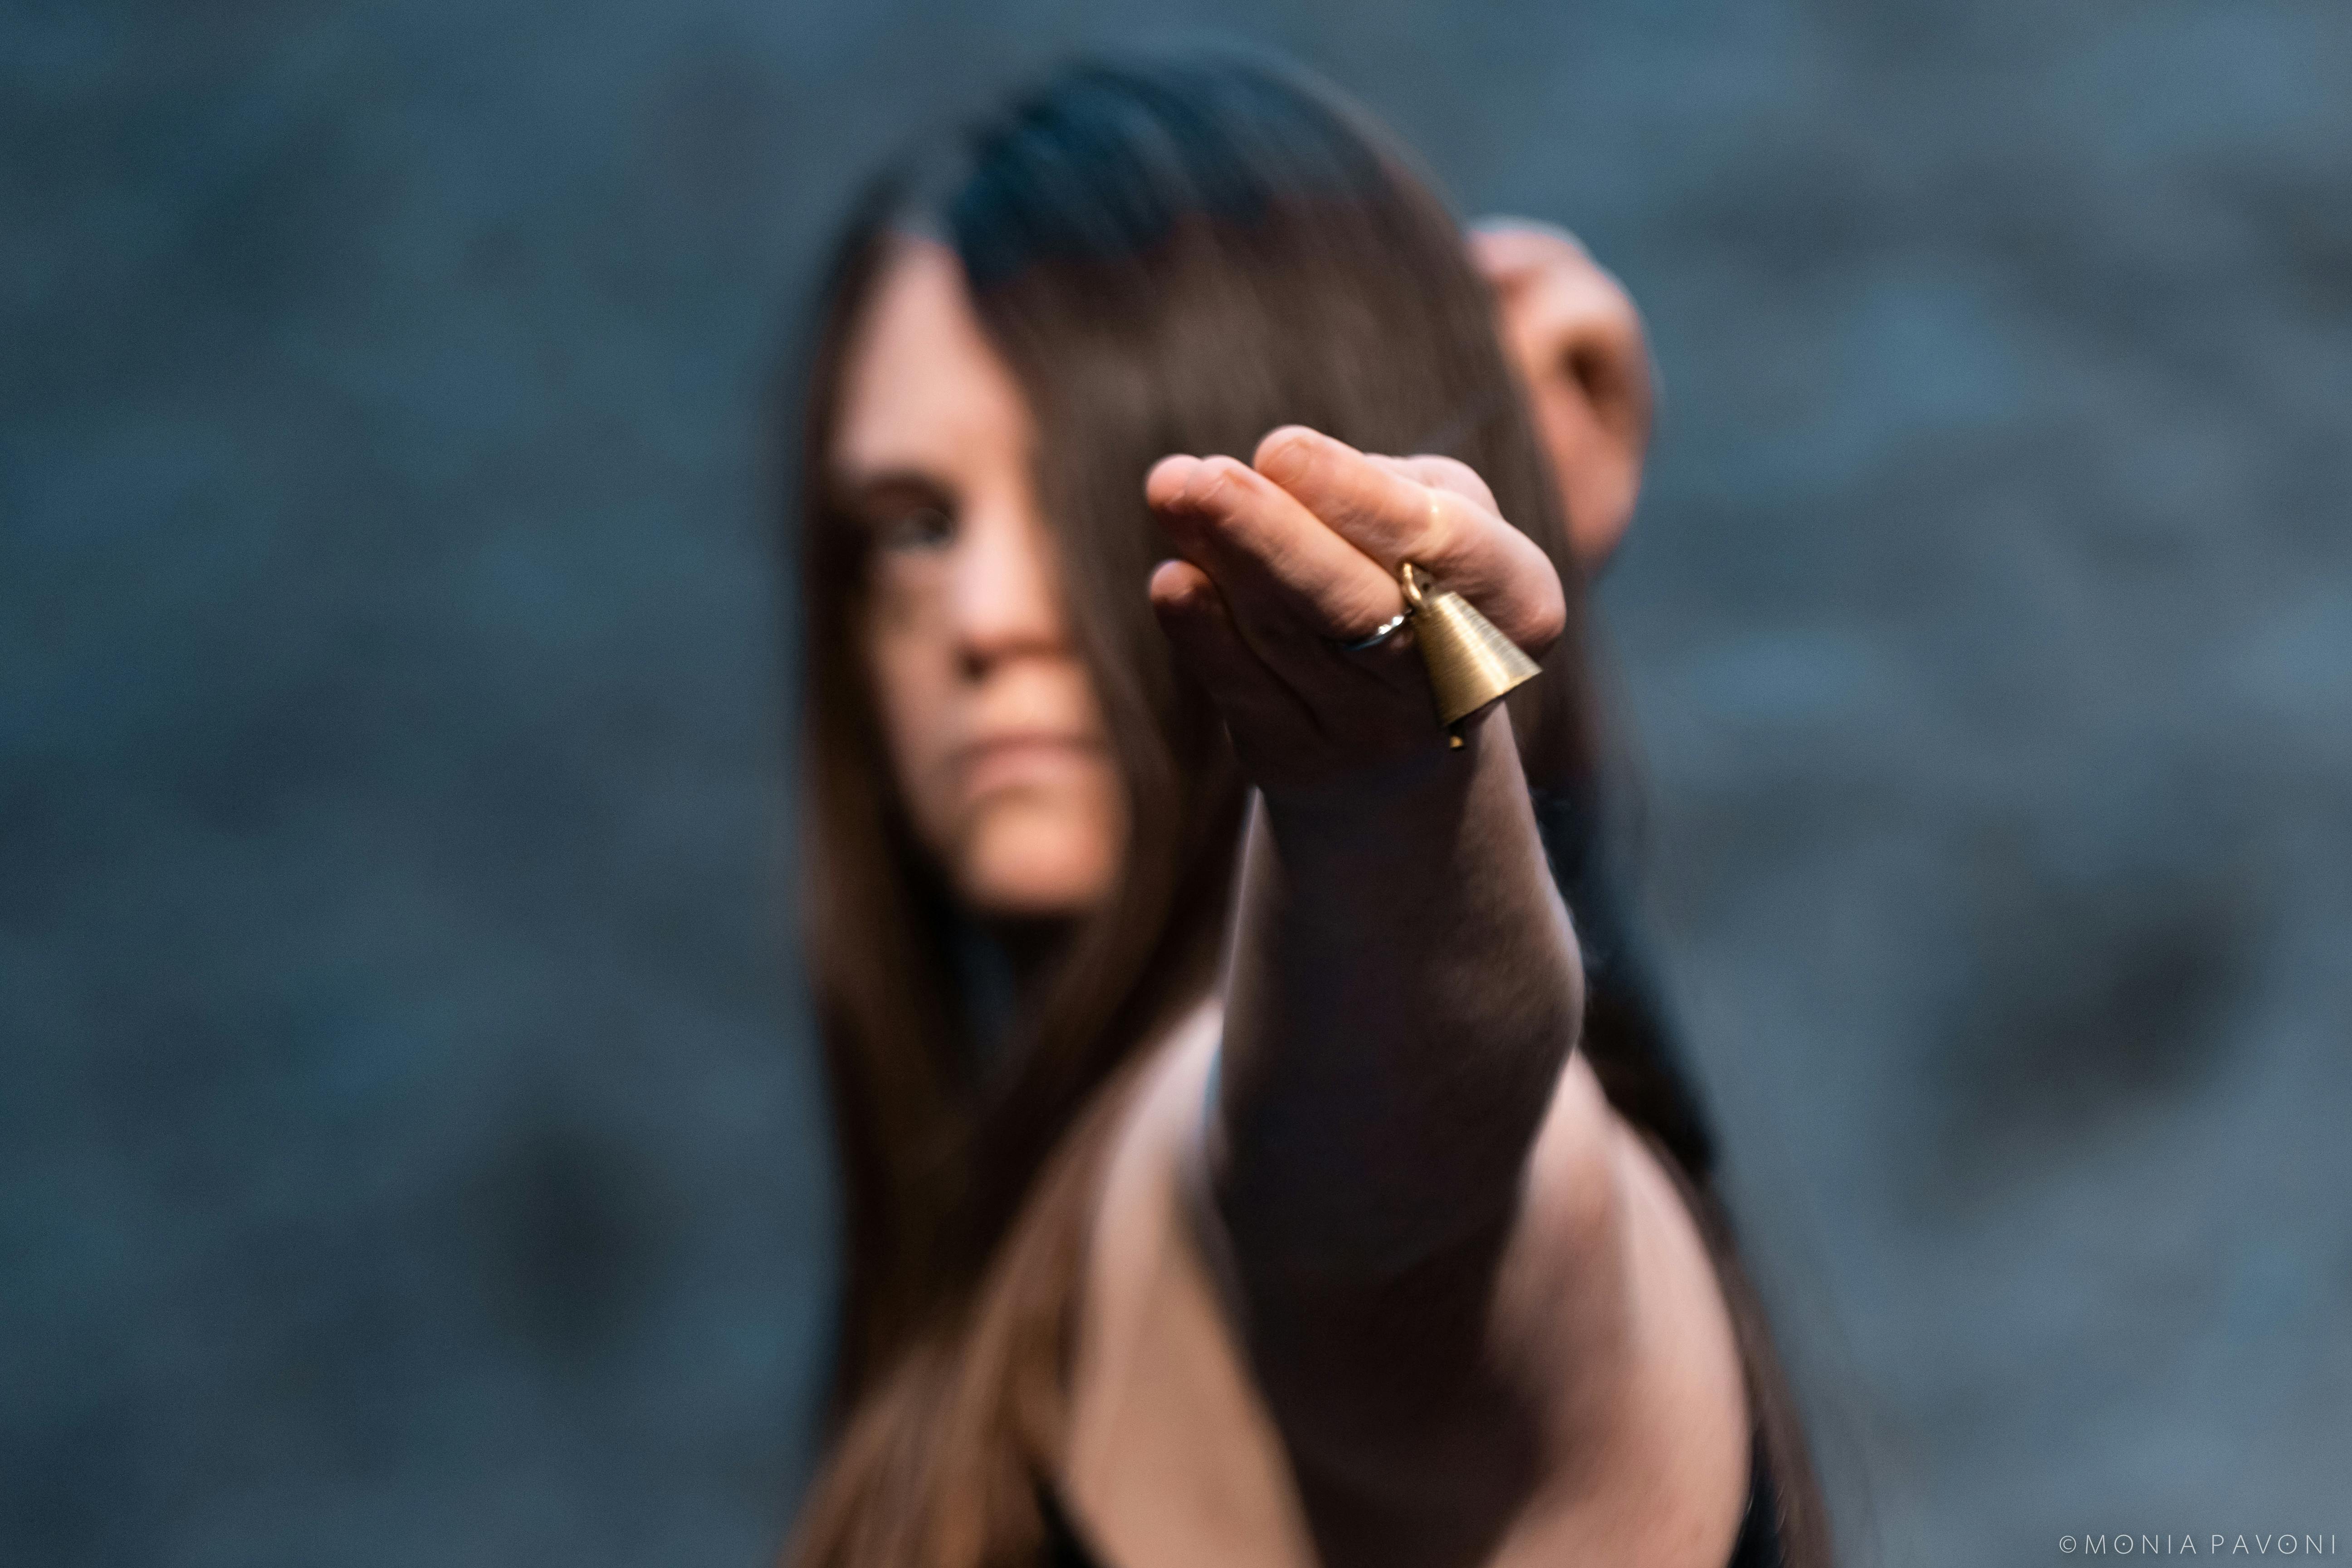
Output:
top-left (785, 50), bottom-right (1826, 1568)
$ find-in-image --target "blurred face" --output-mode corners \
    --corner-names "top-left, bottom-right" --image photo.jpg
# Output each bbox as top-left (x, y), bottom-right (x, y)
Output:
top-left (829, 239), bottom-right (1127, 920)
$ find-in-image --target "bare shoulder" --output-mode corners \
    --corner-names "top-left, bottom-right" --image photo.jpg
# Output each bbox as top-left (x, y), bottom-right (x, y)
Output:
top-left (1490, 1056), bottom-right (1754, 1567)
top-left (1063, 1015), bottom-right (1754, 1568)
top-left (1074, 997), bottom-right (1226, 1366)
top-left (1062, 1001), bottom-right (1320, 1568)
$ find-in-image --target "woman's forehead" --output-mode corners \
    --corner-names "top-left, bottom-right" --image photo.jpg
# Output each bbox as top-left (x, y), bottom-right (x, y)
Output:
top-left (831, 237), bottom-right (1032, 485)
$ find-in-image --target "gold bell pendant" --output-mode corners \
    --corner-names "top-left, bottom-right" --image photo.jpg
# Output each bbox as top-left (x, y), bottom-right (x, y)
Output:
top-left (1400, 562), bottom-right (1542, 745)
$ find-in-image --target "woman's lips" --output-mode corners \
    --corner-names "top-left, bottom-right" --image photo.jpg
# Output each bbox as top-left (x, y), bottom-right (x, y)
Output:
top-left (953, 732), bottom-right (1105, 801)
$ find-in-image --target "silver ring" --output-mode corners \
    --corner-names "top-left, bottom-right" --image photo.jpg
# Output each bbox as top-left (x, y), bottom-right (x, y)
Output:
top-left (1335, 609), bottom-right (1410, 652)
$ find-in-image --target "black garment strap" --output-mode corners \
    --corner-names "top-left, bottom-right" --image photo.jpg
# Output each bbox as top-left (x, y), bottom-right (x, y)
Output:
top-left (1037, 1432), bottom-right (1784, 1568)
top-left (1036, 1476), bottom-right (1105, 1568)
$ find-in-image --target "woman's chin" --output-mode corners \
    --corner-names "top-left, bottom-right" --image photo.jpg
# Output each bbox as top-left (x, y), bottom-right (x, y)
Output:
top-left (954, 798), bottom-right (1122, 921)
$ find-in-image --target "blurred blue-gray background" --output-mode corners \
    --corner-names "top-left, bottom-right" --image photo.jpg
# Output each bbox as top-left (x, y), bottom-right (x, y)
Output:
top-left (4, 1), bottom-right (2347, 1563)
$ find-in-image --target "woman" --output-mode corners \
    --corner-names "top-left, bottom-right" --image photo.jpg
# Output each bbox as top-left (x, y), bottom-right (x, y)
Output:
top-left (785, 52), bottom-right (1827, 1568)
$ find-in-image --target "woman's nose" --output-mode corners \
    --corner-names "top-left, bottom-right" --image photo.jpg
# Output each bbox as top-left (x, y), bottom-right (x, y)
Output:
top-left (949, 501), bottom-right (1068, 674)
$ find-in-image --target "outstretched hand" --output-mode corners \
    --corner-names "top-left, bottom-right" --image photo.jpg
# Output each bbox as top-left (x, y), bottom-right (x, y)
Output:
top-left (1145, 425), bottom-right (1564, 799)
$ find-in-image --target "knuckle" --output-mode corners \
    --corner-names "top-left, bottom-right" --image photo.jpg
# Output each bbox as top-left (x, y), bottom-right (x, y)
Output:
top-left (1421, 488), bottom-right (1490, 564)
top-left (1513, 552), bottom-right (1570, 652)
top-left (1526, 587), bottom-right (1568, 652)
top-left (1422, 455), bottom-right (1487, 498)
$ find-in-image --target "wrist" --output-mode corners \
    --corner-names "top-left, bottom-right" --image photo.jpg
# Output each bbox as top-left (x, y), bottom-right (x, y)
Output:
top-left (1257, 704), bottom-right (1524, 841)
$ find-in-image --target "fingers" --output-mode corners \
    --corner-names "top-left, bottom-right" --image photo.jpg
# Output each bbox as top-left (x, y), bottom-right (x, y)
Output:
top-left (1147, 558), bottom-right (1324, 742)
top-left (1369, 452), bottom-right (1497, 511)
top-left (1146, 429), bottom-right (1565, 787)
top-left (1252, 427), bottom-right (1565, 656)
top-left (1146, 453), bottom-right (1405, 647)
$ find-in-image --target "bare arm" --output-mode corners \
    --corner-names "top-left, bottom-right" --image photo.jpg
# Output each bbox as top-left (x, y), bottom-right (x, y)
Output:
top-left (1083, 426), bottom-right (1748, 1568)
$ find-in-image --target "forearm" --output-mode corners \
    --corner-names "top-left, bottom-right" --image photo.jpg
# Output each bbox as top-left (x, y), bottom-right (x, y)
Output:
top-left (1210, 704), bottom-right (1584, 1283)
top-left (1183, 704), bottom-right (1607, 1568)
top-left (1134, 428), bottom-right (1701, 1561)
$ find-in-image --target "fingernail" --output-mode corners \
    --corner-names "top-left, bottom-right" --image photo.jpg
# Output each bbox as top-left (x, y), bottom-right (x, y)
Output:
top-left (1185, 460), bottom-right (1230, 512)
top-left (1257, 429), bottom-right (1311, 485)
top-left (1146, 454), bottom-right (1197, 507)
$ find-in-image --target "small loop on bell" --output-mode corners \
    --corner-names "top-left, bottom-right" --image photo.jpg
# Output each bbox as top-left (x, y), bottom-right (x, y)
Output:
top-left (1397, 560), bottom-right (1542, 728)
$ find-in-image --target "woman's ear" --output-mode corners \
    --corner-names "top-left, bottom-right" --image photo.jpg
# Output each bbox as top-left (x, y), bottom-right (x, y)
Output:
top-left (1468, 220), bottom-right (1655, 572)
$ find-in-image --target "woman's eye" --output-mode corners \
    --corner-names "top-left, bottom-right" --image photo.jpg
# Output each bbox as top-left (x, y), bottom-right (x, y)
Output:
top-left (875, 506), bottom-right (954, 552)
